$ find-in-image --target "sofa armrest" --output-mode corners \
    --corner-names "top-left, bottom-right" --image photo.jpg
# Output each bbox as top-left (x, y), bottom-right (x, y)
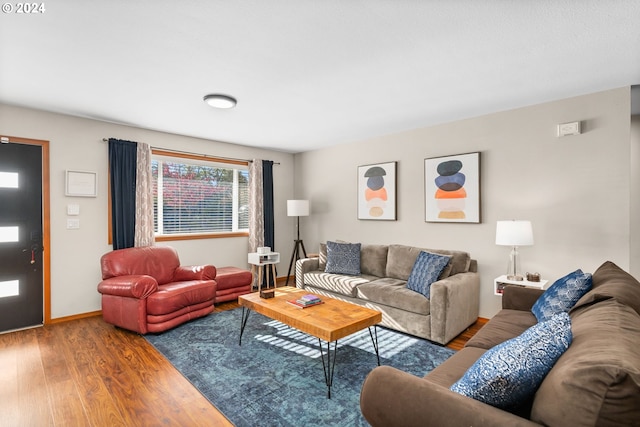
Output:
top-left (360, 366), bottom-right (539, 427)
top-left (502, 285), bottom-right (544, 311)
top-left (173, 265), bottom-right (217, 281)
top-left (429, 271), bottom-right (480, 344)
top-left (295, 257), bottom-right (319, 289)
top-left (97, 275), bottom-right (158, 299)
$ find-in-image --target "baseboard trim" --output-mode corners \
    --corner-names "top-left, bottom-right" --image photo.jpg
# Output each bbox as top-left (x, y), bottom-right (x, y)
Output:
top-left (48, 310), bottom-right (102, 324)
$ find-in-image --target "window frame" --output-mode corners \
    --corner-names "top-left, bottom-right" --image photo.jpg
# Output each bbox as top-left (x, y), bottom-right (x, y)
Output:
top-left (152, 149), bottom-right (249, 242)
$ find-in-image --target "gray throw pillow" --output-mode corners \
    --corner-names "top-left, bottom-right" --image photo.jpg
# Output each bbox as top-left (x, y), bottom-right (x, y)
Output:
top-left (406, 251), bottom-right (451, 298)
top-left (325, 241), bottom-right (361, 275)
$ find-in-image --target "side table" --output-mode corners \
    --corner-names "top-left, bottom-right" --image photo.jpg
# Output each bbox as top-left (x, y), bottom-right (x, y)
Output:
top-left (494, 274), bottom-right (549, 296)
top-left (248, 252), bottom-right (280, 292)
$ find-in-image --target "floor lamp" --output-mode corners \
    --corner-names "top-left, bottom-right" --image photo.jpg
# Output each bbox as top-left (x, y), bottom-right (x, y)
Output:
top-left (286, 200), bottom-right (309, 286)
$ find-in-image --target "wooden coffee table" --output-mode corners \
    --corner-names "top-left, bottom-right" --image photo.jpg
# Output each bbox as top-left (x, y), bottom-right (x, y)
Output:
top-left (238, 286), bottom-right (382, 398)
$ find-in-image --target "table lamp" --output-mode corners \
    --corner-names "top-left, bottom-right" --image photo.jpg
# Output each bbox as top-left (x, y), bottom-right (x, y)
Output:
top-left (496, 220), bottom-right (534, 281)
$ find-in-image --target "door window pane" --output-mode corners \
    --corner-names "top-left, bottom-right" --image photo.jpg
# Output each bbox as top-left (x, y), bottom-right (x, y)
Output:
top-left (0, 226), bottom-right (19, 243)
top-left (0, 172), bottom-right (18, 188)
top-left (0, 280), bottom-right (19, 298)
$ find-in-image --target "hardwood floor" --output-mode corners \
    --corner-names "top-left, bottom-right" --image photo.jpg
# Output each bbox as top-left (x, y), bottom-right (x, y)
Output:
top-left (0, 300), bottom-right (486, 427)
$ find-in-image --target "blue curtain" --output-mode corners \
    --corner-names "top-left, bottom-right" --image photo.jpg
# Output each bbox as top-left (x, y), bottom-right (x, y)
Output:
top-left (108, 139), bottom-right (137, 250)
top-left (262, 160), bottom-right (275, 284)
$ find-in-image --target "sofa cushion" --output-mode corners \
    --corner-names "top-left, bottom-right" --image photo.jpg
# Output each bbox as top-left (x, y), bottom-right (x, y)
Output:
top-left (451, 312), bottom-right (572, 409)
top-left (386, 245), bottom-right (470, 281)
top-left (386, 245), bottom-right (425, 280)
top-left (318, 243), bottom-right (327, 270)
top-left (360, 244), bottom-right (389, 277)
top-left (406, 251), bottom-right (451, 298)
top-left (146, 280), bottom-right (216, 315)
top-left (357, 279), bottom-right (430, 315)
top-left (100, 246), bottom-right (180, 285)
top-left (319, 240), bottom-right (350, 271)
top-left (531, 269), bottom-right (592, 322)
top-left (571, 261), bottom-right (640, 316)
top-left (426, 346), bottom-right (487, 388)
top-left (464, 309), bottom-right (537, 350)
top-left (425, 248), bottom-right (471, 276)
top-left (325, 241), bottom-right (361, 275)
top-left (303, 271), bottom-right (373, 297)
top-left (531, 299), bottom-right (640, 426)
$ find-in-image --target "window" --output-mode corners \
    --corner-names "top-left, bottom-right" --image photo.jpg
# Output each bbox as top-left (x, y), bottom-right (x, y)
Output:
top-left (152, 153), bottom-right (249, 237)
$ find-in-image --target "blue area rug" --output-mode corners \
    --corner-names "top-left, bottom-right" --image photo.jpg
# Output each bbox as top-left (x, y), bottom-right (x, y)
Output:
top-left (145, 308), bottom-right (455, 426)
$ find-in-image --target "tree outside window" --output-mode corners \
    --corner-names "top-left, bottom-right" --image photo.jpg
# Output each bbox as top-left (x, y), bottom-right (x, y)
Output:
top-left (152, 156), bottom-right (249, 236)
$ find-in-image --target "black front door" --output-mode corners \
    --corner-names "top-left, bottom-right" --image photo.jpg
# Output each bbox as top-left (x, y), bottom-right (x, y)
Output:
top-left (0, 141), bottom-right (44, 332)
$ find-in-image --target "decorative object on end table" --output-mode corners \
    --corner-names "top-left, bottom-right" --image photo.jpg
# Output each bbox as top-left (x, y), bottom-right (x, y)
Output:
top-left (425, 152), bottom-right (480, 223)
top-left (260, 288), bottom-right (275, 299)
top-left (526, 272), bottom-right (541, 282)
top-left (357, 161), bottom-right (397, 220)
top-left (495, 220), bottom-right (534, 280)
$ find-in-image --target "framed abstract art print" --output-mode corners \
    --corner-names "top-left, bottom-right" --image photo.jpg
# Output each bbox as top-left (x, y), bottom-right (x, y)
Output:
top-left (357, 161), bottom-right (397, 220)
top-left (425, 152), bottom-right (480, 223)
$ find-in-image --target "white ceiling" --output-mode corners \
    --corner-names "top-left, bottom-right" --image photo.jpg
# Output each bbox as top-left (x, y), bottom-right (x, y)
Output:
top-left (1, 1), bottom-right (639, 153)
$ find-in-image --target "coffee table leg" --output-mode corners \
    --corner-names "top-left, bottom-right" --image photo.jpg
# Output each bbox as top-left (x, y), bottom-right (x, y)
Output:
top-left (368, 326), bottom-right (380, 366)
top-left (318, 339), bottom-right (338, 399)
top-left (239, 307), bottom-right (251, 346)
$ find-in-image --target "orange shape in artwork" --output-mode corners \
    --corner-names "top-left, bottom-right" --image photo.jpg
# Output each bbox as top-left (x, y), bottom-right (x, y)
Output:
top-left (369, 207), bottom-right (384, 217)
top-left (438, 211), bottom-right (466, 219)
top-left (435, 187), bottom-right (467, 199)
top-left (365, 188), bottom-right (388, 201)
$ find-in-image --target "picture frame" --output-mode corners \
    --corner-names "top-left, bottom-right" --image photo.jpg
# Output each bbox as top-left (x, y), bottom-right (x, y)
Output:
top-left (425, 152), bottom-right (480, 223)
top-left (65, 170), bottom-right (97, 197)
top-left (357, 161), bottom-right (397, 220)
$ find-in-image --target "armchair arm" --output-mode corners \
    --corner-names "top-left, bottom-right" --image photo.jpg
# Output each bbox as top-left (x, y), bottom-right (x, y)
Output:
top-left (429, 271), bottom-right (480, 344)
top-left (173, 265), bottom-right (217, 281)
top-left (295, 257), bottom-right (319, 289)
top-left (97, 275), bottom-right (158, 299)
top-left (360, 366), bottom-right (539, 427)
top-left (502, 285), bottom-right (544, 311)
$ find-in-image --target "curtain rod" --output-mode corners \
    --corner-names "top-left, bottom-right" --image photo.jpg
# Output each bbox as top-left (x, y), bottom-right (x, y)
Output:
top-left (101, 138), bottom-right (280, 165)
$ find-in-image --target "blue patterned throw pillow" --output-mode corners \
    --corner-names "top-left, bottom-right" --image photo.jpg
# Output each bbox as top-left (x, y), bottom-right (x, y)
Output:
top-left (450, 312), bottom-right (572, 409)
top-left (406, 251), bottom-right (451, 298)
top-left (324, 241), bottom-right (361, 275)
top-left (531, 269), bottom-right (592, 322)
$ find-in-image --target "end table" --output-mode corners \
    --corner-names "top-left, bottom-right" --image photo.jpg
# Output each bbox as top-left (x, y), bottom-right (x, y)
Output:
top-left (248, 252), bottom-right (280, 292)
top-left (494, 274), bottom-right (549, 296)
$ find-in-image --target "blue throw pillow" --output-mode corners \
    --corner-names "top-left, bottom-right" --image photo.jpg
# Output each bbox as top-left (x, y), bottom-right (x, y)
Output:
top-left (531, 269), bottom-right (592, 322)
top-left (324, 241), bottom-right (361, 275)
top-left (406, 251), bottom-right (451, 298)
top-left (450, 312), bottom-right (572, 409)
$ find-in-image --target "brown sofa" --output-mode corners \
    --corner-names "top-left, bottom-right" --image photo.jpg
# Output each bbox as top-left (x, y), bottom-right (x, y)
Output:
top-left (360, 261), bottom-right (640, 426)
top-left (98, 246), bottom-right (217, 334)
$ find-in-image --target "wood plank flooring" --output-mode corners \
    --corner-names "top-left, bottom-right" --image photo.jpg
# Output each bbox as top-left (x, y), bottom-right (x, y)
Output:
top-left (0, 300), bottom-right (486, 427)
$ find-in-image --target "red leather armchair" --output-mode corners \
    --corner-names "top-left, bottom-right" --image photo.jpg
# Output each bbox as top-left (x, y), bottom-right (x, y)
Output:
top-left (98, 246), bottom-right (217, 334)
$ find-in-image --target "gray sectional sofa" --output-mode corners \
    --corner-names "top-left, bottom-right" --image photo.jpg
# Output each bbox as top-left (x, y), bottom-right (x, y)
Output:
top-left (295, 243), bottom-right (479, 345)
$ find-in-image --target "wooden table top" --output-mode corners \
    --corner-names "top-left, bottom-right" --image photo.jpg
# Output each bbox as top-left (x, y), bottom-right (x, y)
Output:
top-left (238, 286), bottom-right (382, 342)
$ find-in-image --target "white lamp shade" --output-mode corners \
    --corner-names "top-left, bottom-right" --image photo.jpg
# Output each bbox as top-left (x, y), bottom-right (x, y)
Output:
top-left (496, 220), bottom-right (534, 246)
top-left (287, 200), bottom-right (309, 217)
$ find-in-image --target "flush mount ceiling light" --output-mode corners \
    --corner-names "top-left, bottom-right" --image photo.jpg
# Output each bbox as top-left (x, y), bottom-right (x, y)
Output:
top-left (203, 94), bottom-right (237, 109)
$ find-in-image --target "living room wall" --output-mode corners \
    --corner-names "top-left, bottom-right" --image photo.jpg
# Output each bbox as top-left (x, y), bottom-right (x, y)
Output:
top-left (1, 87), bottom-right (634, 322)
top-left (0, 104), bottom-right (296, 319)
top-left (293, 87), bottom-right (633, 318)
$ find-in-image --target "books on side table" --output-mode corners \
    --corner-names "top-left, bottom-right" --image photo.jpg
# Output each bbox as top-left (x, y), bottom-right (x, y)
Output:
top-left (287, 294), bottom-right (323, 309)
